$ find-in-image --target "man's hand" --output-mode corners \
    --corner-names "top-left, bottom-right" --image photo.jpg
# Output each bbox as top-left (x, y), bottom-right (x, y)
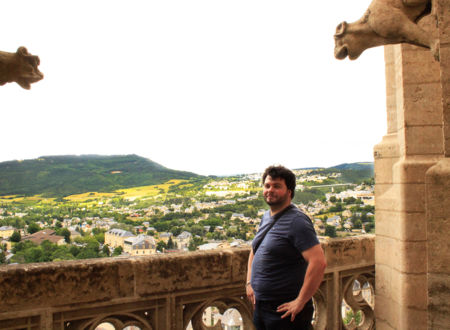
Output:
top-left (277, 298), bottom-right (306, 321)
top-left (246, 283), bottom-right (256, 308)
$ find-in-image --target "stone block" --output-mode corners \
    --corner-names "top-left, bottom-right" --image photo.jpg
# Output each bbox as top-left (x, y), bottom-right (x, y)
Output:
top-left (134, 251), bottom-right (234, 297)
top-left (396, 240), bottom-right (428, 273)
top-left (325, 236), bottom-right (374, 270)
top-left (398, 306), bottom-right (428, 330)
top-left (391, 271), bottom-right (428, 310)
top-left (375, 183), bottom-right (399, 212)
top-left (439, 46), bottom-right (450, 77)
top-left (428, 273), bottom-right (450, 329)
top-left (377, 183), bottom-right (426, 212)
top-left (374, 156), bottom-right (397, 184)
top-left (375, 293), bottom-right (399, 330)
top-left (375, 264), bottom-right (392, 299)
top-left (426, 158), bottom-right (450, 212)
top-left (399, 50), bottom-right (441, 84)
top-left (398, 183), bottom-right (426, 212)
top-left (376, 236), bottom-right (426, 273)
top-left (392, 158), bottom-right (440, 184)
top-left (401, 126), bottom-right (444, 156)
top-left (375, 319), bottom-right (397, 330)
top-left (427, 216), bottom-right (450, 274)
top-left (401, 83), bottom-right (444, 126)
top-left (230, 248), bottom-right (250, 282)
top-left (437, 0), bottom-right (450, 44)
top-left (374, 134), bottom-right (400, 159)
top-left (0, 258), bottom-right (135, 313)
top-left (376, 292), bottom-right (428, 330)
top-left (384, 45), bottom-right (396, 65)
top-left (376, 210), bottom-right (427, 241)
top-left (375, 236), bottom-right (396, 268)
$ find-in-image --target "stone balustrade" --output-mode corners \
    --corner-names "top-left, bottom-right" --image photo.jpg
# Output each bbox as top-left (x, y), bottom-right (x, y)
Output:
top-left (0, 235), bottom-right (374, 330)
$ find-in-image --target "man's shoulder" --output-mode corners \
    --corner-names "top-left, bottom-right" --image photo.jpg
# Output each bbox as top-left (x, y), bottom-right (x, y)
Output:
top-left (285, 205), bottom-right (309, 219)
top-left (285, 206), bottom-right (314, 228)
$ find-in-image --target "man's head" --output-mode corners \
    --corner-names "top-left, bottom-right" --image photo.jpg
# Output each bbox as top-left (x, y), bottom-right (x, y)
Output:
top-left (262, 165), bottom-right (296, 207)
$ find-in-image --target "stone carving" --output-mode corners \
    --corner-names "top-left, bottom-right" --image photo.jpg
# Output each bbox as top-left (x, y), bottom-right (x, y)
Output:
top-left (0, 46), bottom-right (43, 89)
top-left (187, 297), bottom-right (255, 330)
top-left (334, 0), bottom-right (439, 61)
top-left (342, 272), bottom-right (375, 329)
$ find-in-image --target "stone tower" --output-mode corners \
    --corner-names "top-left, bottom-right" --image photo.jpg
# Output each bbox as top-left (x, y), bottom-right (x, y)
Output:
top-left (374, 0), bottom-right (450, 328)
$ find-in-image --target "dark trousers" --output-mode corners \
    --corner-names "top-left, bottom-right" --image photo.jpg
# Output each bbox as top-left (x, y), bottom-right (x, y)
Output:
top-left (253, 299), bottom-right (314, 330)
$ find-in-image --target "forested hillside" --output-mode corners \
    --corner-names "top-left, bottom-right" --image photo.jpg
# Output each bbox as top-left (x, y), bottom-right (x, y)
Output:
top-left (0, 155), bottom-right (200, 197)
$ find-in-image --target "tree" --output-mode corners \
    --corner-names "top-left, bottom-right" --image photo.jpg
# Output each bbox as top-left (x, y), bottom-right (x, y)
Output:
top-left (112, 246), bottom-right (123, 256)
top-left (27, 222), bottom-right (40, 234)
top-left (102, 245), bottom-right (110, 257)
top-left (10, 231), bottom-right (21, 242)
top-left (0, 244), bottom-right (6, 264)
top-left (167, 237), bottom-right (175, 249)
top-left (353, 219), bottom-right (363, 229)
top-left (325, 225), bottom-right (337, 238)
top-left (56, 228), bottom-right (71, 243)
top-left (156, 241), bottom-right (167, 252)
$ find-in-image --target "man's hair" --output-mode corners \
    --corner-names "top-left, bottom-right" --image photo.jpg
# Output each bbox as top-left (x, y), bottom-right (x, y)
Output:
top-left (262, 165), bottom-right (296, 198)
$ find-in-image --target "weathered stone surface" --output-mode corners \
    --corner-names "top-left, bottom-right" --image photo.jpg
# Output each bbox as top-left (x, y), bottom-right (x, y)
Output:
top-left (0, 258), bottom-right (135, 312)
top-left (428, 273), bottom-right (450, 329)
top-left (323, 235), bottom-right (374, 269)
top-left (401, 126), bottom-right (444, 155)
top-left (376, 210), bottom-right (427, 241)
top-left (134, 250), bottom-right (235, 296)
top-left (0, 240), bottom-right (374, 329)
top-left (0, 47), bottom-right (43, 89)
top-left (333, 0), bottom-right (438, 61)
top-left (402, 83), bottom-right (444, 126)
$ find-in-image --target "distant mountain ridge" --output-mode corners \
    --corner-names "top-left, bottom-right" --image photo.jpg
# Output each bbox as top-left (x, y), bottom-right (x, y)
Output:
top-left (295, 162), bottom-right (373, 171)
top-left (0, 154), bottom-right (200, 197)
top-left (329, 162), bottom-right (374, 171)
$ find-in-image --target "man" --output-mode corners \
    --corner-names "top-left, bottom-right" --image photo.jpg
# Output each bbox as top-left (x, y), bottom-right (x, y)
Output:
top-left (246, 165), bottom-right (327, 330)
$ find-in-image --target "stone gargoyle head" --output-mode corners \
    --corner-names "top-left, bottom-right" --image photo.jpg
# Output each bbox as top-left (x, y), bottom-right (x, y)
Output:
top-left (0, 47), bottom-right (44, 89)
top-left (334, 0), bottom-right (438, 61)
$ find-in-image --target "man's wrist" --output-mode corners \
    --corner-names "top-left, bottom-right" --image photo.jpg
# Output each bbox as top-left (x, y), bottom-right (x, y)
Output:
top-left (246, 281), bottom-right (251, 286)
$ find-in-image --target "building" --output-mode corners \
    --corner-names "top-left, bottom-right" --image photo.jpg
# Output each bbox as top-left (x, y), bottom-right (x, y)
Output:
top-left (158, 232), bottom-right (173, 244)
top-left (123, 235), bottom-right (156, 256)
top-left (105, 229), bottom-right (134, 248)
top-left (176, 231), bottom-right (192, 249)
top-left (22, 229), bottom-right (65, 246)
top-left (0, 226), bottom-right (15, 239)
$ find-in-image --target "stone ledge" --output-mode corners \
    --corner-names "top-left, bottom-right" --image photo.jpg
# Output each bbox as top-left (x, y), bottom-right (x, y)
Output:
top-left (0, 237), bottom-right (374, 316)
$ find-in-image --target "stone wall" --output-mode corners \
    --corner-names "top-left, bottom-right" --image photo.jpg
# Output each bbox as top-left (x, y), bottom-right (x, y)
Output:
top-left (0, 236), bottom-right (374, 330)
top-left (374, 1), bottom-right (450, 328)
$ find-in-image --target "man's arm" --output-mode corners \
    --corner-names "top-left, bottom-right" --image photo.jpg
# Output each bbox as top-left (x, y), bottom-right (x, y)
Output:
top-left (277, 243), bottom-right (327, 321)
top-left (246, 249), bottom-right (256, 307)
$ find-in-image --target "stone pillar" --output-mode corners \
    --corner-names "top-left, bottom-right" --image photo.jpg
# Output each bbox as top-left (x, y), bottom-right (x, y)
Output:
top-left (374, 13), bottom-right (443, 329)
top-left (426, 0), bottom-right (450, 328)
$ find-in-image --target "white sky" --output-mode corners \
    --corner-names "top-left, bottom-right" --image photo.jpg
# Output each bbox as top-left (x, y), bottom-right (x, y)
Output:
top-left (1, 0), bottom-right (386, 176)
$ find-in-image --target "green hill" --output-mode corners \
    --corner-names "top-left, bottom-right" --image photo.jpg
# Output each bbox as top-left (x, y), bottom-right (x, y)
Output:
top-left (0, 154), bottom-right (201, 197)
top-left (303, 162), bottom-right (374, 184)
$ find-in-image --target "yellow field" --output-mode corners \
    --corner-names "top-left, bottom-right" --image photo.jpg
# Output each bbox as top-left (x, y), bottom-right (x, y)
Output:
top-left (64, 191), bottom-right (116, 202)
top-left (0, 180), bottom-right (187, 204)
top-left (64, 180), bottom-right (186, 202)
top-left (0, 195), bottom-right (22, 203)
top-left (117, 180), bottom-right (185, 199)
top-left (0, 195), bottom-right (55, 204)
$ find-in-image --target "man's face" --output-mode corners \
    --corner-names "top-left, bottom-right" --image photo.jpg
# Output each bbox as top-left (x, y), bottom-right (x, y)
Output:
top-left (263, 175), bottom-right (291, 207)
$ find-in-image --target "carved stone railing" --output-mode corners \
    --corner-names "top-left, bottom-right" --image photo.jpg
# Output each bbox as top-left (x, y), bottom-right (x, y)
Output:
top-left (0, 235), bottom-right (374, 329)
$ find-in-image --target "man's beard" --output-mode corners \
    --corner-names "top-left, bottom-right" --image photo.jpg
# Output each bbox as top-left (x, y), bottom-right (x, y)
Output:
top-left (264, 191), bottom-right (290, 207)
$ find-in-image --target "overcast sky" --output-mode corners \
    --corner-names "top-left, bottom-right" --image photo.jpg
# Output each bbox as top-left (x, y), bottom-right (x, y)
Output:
top-left (1, 0), bottom-right (386, 176)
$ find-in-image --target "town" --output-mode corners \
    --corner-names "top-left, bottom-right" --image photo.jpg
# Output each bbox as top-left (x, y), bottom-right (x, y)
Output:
top-left (0, 167), bottom-right (374, 265)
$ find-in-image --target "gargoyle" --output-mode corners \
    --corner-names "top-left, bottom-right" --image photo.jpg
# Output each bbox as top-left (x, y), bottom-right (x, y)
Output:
top-left (0, 47), bottom-right (43, 89)
top-left (334, 0), bottom-right (439, 61)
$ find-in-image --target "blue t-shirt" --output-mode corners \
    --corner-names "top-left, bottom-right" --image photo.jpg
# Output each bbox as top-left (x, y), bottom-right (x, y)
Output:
top-left (251, 204), bottom-right (319, 301)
